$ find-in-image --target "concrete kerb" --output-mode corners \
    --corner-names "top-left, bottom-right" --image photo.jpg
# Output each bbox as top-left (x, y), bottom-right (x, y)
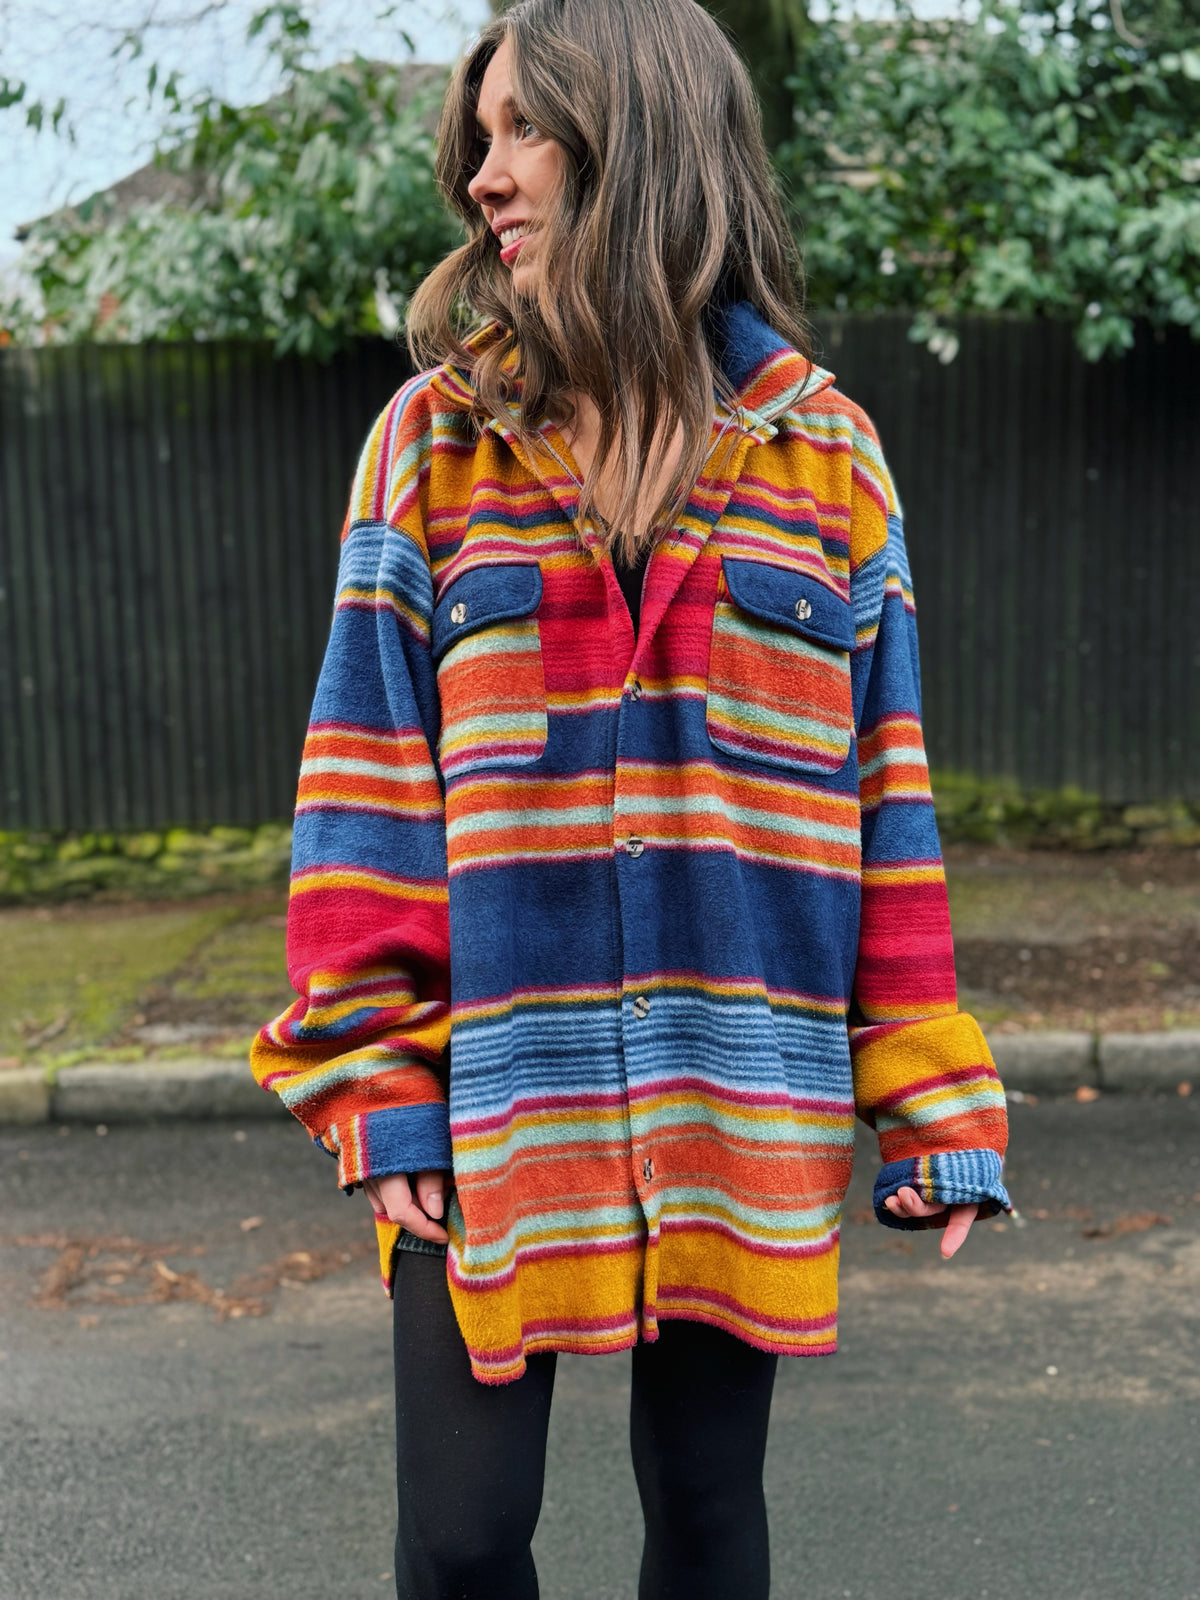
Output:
top-left (1098, 1031), bottom-right (1200, 1092)
top-left (1, 1036), bottom-right (1196, 1127)
top-left (0, 1069), bottom-right (53, 1126)
top-left (986, 1031), bottom-right (1097, 1094)
top-left (0, 1058), bottom-right (289, 1128)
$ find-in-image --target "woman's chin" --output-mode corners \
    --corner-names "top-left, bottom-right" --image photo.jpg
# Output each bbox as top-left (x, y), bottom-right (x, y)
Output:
top-left (506, 253), bottom-right (542, 296)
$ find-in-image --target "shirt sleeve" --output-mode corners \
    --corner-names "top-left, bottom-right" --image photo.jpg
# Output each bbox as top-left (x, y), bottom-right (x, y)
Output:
top-left (845, 425), bottom-right (1011, 1230)
top-left (250, 386), bottom-right (452, 1190)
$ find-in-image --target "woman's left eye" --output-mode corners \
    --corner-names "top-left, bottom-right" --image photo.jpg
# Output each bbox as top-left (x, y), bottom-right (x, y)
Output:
top-left (518, 119), bottom-right (540, 139)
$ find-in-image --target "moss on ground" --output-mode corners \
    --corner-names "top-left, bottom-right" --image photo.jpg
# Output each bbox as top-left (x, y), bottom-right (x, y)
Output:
top-left (0, 891), bottom-right (296, 1068)
top-left (0, 903), bottom-right (241, 1065)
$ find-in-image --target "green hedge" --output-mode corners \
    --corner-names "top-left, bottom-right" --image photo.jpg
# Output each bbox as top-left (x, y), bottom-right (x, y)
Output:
top-left (931, 775), bottom-right (1200, 850)
top-left (0, 823), bottom-right (293, 904)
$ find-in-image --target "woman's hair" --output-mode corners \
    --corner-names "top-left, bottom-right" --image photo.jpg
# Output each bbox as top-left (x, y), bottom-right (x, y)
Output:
top-left (407, 0), bottom-right (810, 559)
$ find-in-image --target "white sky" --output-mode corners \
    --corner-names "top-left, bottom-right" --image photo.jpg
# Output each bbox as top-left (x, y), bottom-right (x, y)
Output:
top-left (0, 0), bottom-right (490, 254)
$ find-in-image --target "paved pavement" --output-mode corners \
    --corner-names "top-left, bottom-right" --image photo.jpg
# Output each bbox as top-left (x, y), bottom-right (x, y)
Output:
top-left (1, 1099), bottom-right (1197, 1600)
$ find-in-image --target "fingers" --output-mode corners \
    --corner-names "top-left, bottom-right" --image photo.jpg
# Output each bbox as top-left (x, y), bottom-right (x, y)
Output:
top-left (939, 1203), bottom-right (979, 1260)
top-left (883, 1185), bottom-right (947, 1221)
top-left (414, 1170), bottom-right (447, 1221)
top-left (363, 1171), bottom-right (410, 1220)
top-left (362, 1170), bottom-right (450, 1245)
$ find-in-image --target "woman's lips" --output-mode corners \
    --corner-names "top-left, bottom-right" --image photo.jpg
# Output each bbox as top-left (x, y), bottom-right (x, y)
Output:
top-left (499, 233), bottom-right (530, 266)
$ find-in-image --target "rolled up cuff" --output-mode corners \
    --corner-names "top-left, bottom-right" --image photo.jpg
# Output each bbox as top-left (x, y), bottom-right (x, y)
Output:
top-left (327, 1102), bottom-right (453, 1190)
top-left (873, 1148), bottom-right (1011, 1230)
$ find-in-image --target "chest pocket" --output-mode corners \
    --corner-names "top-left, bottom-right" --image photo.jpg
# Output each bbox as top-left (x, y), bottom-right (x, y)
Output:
top-left (706, 558), bottom-right (855, 776)
top-left (432, 563), bottom-right (547, 781)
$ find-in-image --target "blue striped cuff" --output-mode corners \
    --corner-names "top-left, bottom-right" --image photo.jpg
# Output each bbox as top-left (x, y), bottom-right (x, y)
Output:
top-left (335, 1102), bottom-right (453, 1191)
top-left (873, 1149), bottom-right (1011, 1230)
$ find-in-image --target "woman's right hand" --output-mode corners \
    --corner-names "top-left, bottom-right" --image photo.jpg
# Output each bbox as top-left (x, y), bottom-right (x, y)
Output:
top-left (362, 1171), bottom-right (451, 1245)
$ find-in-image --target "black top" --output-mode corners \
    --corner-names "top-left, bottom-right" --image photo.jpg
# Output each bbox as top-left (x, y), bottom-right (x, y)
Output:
top-left (613, 541), bottom-right (653, 638)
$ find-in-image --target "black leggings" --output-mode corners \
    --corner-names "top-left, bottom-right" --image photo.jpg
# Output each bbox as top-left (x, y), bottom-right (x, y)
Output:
top-left (393, 1251), bottom-right (777, 1600)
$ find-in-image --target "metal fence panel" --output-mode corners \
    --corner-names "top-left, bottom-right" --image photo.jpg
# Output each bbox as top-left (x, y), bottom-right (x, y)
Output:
top-left (1, 319), bottom-right (1196, 829)
top-left (0, 340), bottom-right (407, 828)
top-left (816, 314), bottom-right (1199, 801)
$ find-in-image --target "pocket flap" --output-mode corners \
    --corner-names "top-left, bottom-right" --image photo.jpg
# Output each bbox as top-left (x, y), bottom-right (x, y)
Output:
top-left (432, 563), bottom-right (544, 664)
top-left (721, 558), bottom-right (854, 651)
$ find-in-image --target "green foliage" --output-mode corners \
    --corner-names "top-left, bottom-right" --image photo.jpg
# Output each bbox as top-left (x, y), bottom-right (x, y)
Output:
top-left (0, 824), bottom-right (293, 904)
top-left (5, 0), bottom-right (1199, 359)
top-left (780, 0), bottom-right (1200, 357)
top-left (931, 773), bottom-right (1200, 848)
top-left (4, 39), bottom-right (459, 357)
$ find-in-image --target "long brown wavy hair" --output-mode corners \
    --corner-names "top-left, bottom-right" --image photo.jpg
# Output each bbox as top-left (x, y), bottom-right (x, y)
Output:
top-left (407, 0), bottom-right (810, 560)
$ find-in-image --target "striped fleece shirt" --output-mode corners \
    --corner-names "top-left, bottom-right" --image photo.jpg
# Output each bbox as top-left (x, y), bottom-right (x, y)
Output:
top-left (251, 301), bottom-right (1011, 1385)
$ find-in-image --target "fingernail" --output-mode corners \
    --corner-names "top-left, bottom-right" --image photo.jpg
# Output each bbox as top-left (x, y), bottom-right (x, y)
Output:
top-left (426, 1195), bottom-right (443, 1219)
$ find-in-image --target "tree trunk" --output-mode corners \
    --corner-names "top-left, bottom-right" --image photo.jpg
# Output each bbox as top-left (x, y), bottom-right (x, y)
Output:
top-left (698, 0), bottom-right (807, 151)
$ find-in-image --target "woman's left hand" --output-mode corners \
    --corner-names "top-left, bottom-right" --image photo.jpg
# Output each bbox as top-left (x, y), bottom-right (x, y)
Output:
top-left (883, 1186), bottom-right (979, 1258)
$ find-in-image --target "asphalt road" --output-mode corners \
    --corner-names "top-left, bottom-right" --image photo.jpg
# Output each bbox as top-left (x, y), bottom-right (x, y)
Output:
top-left (1, 1098), bottom-right (1197, 1600)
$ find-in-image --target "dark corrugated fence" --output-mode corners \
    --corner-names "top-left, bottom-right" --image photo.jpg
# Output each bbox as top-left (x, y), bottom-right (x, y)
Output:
top-left (0, 340), bottom-right (406, 829)
top-left (820, 314), bottom-right (1199, 804)
top-left (1, 318), bottom-right (1196, 828)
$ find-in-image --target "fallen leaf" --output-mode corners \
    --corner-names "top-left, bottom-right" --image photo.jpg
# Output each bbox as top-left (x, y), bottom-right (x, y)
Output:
top-left (1074, 1085), bottom-right (1101, 1103)
top-left (230, 1240), bottom-right (374, 1300)
top-left (36, 1246), bottom-right (86, 1308)
top-left (77, 1315), bottom-right (99, 1330)
top-left (1082, 1212), bottom-right (1171, 1239)
top-left (1178, 1082), bottom-right (1193, 1098)
top-left (18, 1010), bottom-right (72, 1049)
top-left (239, 1216), bottom-right (264, 1232)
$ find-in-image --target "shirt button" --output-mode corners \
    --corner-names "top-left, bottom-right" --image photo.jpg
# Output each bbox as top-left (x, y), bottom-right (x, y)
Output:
top-left (795, 596), bottom-right (812, 622)
top-left (643, 1156), bottom-right (654, 1181)
top-left (450, 601), bottom-right (468, 624)
top-left (632, 995), bottom-right (650, 1019)
top-left (628, 679), bottom-right (643, 700)
top-left (626, 836), bottom-right (644, 858)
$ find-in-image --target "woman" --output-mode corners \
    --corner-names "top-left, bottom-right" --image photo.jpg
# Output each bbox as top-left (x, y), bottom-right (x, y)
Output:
top-left (252, 2), bottom-right (1011, 1595)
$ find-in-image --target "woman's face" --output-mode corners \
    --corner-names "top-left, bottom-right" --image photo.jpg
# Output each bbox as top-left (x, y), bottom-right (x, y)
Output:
top-left (467, 39), bottom-right (565, 296)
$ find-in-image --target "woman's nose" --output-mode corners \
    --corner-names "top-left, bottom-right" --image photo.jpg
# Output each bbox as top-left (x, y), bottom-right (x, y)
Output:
top-left (468, 148), bottom-right (515, 208)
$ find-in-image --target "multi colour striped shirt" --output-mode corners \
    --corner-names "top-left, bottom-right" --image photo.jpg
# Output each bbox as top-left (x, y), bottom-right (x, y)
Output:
top-left (251, 302), bottom-right (1010, 1385)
